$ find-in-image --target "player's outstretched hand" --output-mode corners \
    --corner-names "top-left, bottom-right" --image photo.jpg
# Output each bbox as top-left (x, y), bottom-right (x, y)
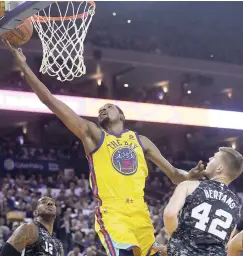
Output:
top-left (188, 160), bottom-right (207, 181)
top-left (2, 39), bottom-right (26, 68)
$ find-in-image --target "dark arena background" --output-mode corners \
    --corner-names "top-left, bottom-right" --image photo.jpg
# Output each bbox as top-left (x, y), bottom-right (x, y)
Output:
top-left (0, 1), bottom-right (243, 255)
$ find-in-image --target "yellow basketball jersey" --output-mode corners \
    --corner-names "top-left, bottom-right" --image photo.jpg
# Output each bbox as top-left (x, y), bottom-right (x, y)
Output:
top-left (87, 129), bottom-right (148, 204)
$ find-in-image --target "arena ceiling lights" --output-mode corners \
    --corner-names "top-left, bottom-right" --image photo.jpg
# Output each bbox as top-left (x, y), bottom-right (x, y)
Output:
top-left (0, 89), bottom-right (242, 130)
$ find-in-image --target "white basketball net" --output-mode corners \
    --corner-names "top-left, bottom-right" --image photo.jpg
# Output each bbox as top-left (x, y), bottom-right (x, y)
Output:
top-left (31, 1), bottom-right (95, 82)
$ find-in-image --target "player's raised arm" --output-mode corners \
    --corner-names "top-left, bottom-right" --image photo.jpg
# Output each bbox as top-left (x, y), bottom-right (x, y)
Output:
top-left (163, 181), bottom-right (189, 236)
top-left (140, 135), bottom-right (205, 184)
top-left (0, 223), bottom-right (38, 255)
top-left (2, 40), bottom-right (102, 150)
top-left (227, 231), bottom-right (243, 256)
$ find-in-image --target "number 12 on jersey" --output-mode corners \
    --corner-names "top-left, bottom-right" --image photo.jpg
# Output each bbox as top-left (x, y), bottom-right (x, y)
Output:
top-left (45, 241), bottom-right (53, 255)
top-left (191, 202), bottom-right (233, 240)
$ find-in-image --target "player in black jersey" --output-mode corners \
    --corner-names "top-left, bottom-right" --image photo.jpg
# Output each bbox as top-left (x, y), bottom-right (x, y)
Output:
top-left (0, 196), bottom-right (63, 256)
top-left (164, 147), bottom-right (243, 256)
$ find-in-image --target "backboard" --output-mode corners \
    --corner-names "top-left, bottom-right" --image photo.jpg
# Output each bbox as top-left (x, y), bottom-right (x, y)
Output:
top-left (0, 1), bottom-right (96, 82)
top-left (0, 1), bottom-right (54, 35)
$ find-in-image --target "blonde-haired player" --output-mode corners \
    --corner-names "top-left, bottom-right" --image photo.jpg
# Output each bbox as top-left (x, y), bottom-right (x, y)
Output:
top-left (164, 147), bottom-right (243, 256)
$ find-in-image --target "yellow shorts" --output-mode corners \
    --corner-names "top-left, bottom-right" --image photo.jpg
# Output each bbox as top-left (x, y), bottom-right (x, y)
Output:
top-left (95, 200), bottom-right (158, 256)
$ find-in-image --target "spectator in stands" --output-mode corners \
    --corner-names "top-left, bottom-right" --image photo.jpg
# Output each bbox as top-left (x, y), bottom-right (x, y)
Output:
top-left (84, 246), bottom-right (97, 256)
top-left (67, 245), bottom-right (82, 256)
top-left (0, 217), bottom-right (10, 249)
top-left (151, 176), bottom-right (162, 190)
top-left (72, 231), bottom-right (86, 248)
top-left (83, 232), bottom-right (100, 251)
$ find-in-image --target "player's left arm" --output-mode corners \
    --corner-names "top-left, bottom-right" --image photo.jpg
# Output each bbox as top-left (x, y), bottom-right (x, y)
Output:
top-left (140, 135), bottom-right (205, 184)
top-left (163, 181), bottom-right (188, 236)
top-left (60, 244), bottom-right (65, 256)
top-left (227, 230), bottom-right (243, 256)
top-left (57, 240), bottom-right (64, 256)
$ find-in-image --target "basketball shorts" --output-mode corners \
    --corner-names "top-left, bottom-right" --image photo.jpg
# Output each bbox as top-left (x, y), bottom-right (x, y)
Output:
top-left (95, 200), bottom-right (159, 256)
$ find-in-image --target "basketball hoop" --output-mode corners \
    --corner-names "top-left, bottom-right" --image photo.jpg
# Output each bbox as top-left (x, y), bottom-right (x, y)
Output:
top-left (30, 1), bottom-right (95, 82)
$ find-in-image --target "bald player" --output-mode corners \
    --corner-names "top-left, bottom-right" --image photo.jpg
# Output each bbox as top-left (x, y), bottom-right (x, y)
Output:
top-left (3, 40), bottom-right (205, 256)
top-left (0, 197), bottom-right (63, 256)
top-left (164, 147), bottom-right (243, 256)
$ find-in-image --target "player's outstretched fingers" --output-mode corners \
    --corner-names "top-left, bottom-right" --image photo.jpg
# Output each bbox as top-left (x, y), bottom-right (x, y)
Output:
top-left (196, 160), bottom-right (207, 180)
top-left (198, 160), bottom-right (209, 179)
top-left (1, 39), bottom-right (15, 52)
top-left (188, 160), bottom-right (207, 180)
top-left (18, 48), bottom-right (23, 54)
top-left (197, 160), bottom-right (204, 171)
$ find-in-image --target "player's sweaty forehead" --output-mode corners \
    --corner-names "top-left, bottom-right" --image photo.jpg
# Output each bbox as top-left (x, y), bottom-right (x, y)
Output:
top-left (215, 151), bottom-right (222, 159)
top-left (98, 104), bottom-right (115, 113)
top-left (38, 197), bottom-right (55, 205)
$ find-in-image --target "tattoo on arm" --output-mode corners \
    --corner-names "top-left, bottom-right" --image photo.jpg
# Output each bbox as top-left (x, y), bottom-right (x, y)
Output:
top-left (8, 224), bottom-right (38, 252)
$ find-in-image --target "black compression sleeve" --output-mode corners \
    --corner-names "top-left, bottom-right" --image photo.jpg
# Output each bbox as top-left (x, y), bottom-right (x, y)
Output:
top-left (0, 242), bottom-right (21, 256)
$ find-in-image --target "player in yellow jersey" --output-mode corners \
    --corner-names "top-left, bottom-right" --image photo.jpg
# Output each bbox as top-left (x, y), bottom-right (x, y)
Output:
top-left (3, 40), bottom-right (206, 256)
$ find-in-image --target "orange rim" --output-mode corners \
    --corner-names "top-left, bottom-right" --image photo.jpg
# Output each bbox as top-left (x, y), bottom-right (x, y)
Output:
top-left (28, 1), bottom-right (95, 22)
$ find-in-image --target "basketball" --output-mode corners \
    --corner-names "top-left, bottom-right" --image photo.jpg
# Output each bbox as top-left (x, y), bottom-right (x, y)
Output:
top-left (0, 19), bottom-right (33, 46)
